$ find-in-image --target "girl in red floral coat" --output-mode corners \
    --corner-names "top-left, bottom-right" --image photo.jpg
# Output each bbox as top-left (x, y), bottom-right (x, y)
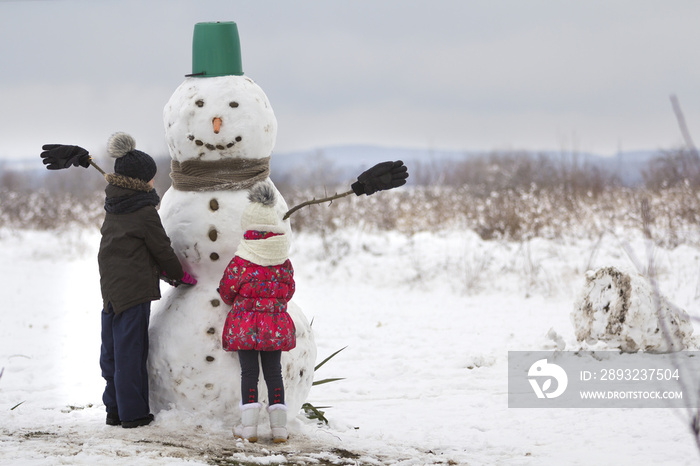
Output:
top-left (219, 181), bottom-right (295, 443)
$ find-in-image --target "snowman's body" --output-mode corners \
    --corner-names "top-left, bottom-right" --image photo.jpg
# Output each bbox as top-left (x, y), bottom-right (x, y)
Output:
top-left (148, 75), bottom-right (316, 424)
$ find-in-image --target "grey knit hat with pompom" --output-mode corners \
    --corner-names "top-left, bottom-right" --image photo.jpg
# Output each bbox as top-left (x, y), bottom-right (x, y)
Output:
top-left (107, 132), bottom-right (157, 182)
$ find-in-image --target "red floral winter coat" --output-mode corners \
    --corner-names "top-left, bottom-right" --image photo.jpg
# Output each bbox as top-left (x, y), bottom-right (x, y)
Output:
top-left (219, 256), bottom-right (296, 352)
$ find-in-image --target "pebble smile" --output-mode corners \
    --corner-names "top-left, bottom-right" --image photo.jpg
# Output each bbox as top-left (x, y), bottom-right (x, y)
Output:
top-left (187, 134), bottom-right (243, 151)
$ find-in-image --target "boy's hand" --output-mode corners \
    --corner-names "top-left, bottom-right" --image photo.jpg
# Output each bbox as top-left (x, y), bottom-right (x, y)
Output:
top-left (160, 272), bottom-right (179, 287)
top-left (161, 271), bottom-right (197, 287)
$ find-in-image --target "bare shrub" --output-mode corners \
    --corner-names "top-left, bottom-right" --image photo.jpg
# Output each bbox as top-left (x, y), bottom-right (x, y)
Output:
top-left (643, 147), bottom-right (700, 190)
top-left (443, 151), bottom-right (620, 198)
top-left (0, 189), bottom-right (103, 230)
top-left (279, 182), bottom-right (700, 248)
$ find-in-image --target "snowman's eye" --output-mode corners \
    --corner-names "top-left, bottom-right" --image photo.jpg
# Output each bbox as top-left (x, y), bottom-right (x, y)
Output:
top-left (229, 101), bottom-right (239, 108)
top-left (195, 100), bottom-right (204, 108)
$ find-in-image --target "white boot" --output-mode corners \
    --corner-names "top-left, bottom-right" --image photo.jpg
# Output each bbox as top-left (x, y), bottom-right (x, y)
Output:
top-left (234, 402), bottom-right (261, 442)
top-left (268, 404), bottom-right (288, 443)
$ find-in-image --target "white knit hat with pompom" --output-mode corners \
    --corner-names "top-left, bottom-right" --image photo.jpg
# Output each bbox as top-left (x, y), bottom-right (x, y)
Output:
top-left (236, 181), bottom-right (289, 266)
top-left (240, 182), bottom-right (285, 234)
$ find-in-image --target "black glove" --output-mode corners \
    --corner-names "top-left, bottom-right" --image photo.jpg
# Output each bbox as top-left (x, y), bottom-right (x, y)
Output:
top-left (40, 144), bottom-right (91, 170)
top-left (160, 273), bottom-right (181, 287)
top-left (351, 160), bottom-right (409, 196)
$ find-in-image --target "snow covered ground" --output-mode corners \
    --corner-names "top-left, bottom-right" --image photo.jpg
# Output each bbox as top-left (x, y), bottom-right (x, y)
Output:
top-left (2, 226), bottom-right (700, 465)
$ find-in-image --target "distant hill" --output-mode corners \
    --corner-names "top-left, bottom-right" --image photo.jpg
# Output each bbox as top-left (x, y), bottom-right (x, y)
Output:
top-left (270, 145), bottom-right (659, 187)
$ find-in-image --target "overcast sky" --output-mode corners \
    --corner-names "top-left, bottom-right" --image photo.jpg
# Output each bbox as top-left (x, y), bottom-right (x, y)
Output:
top-left (1, 0), bottom-right (699, 162)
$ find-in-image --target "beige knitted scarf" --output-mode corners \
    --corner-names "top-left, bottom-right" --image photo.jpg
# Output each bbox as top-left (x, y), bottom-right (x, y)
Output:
top-left (170, 157), bottom-right (271, 192)
top-left (236, 235), bottom-right (290, 267)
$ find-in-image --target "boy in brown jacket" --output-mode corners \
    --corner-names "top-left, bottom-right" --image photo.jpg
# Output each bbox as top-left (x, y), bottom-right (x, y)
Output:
top-left (97, 133), bottom-right (196, 428)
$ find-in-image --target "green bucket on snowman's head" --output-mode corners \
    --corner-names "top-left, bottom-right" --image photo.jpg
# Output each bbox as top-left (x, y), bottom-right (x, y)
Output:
top-left (190, 21), bottom-right (243, 77)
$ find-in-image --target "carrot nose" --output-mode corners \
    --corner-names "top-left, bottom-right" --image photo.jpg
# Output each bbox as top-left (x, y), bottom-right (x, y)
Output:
top-left (212, 117), bottom-right (222, 134)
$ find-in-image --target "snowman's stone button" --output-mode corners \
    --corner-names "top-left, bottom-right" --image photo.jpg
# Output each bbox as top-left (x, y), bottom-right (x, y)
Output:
top-left (207, 327), bottom-right (216, 334)
top-left (208, 228), bottom-right (218, 241)
top-left (210, 252), bottom-right (219, 261)
top-left (206, 356), bottom-right (215, 362)
top-left (205, 383), bottom-right (214, 390)
top-left (209, 199), bottom-right (219, 211)
top-left (210, 299), bottom-right (220, 307)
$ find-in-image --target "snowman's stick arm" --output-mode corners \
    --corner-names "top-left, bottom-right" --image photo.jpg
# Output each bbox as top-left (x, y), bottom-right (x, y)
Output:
top-left (281, 161), bottom-right (409, 220)
top-left (283, 189), bottom-right (354, 220)
top-left (89, 158), bottom-right (107, 176)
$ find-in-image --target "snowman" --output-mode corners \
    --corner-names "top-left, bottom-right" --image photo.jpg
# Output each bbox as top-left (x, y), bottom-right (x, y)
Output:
top-left (147, 22), bottom-right (316, 429)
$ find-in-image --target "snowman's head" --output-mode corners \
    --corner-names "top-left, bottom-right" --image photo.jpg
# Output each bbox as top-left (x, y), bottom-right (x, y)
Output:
top-left (164, 75), bottom-right (278, 162)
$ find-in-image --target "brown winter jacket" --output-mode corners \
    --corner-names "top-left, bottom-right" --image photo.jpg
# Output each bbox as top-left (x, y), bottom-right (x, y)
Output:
top-left (98, 183), bottom-right (183, 315)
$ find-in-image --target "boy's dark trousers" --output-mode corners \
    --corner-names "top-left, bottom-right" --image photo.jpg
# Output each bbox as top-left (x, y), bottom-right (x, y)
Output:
top-left (100, 302), bottom-right (151, 422)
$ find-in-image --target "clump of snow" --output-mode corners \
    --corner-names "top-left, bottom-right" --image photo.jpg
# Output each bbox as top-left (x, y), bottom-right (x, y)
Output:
top-left (572, 265), bottom-right (696, 352)
top-left (543, 327), bottom-right (566, 350)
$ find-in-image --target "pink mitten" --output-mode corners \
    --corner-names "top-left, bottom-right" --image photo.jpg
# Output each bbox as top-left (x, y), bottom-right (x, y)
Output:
top-left (181, 271), bottom-right (197, 286)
